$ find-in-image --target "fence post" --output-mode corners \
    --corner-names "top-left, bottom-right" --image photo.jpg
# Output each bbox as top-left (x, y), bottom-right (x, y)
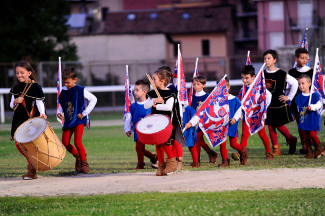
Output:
top-left (0, 94), bottom-right (4, 124)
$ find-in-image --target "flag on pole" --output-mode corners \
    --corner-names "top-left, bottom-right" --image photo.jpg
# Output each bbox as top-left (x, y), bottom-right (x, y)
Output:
top-left (195, 75), bottom-right (229, 148)
top-left (246, 50), bottom-right (252, 66)
top-left (241, 63), bottom-right (268, 135)
top-left (56, 57), bottom-right (64, 125)
top-left (173, 44), bottom-right (188, 117)
top-left (188, 57), bottom-right (199, 106)
top-left (123, 65), bottom-right (134, 122)
top-left (309, 48), bottom-right (325, 108)
top-left (238, 51), bottom-right (252, 100)
top-left (293, 28), bottom-right (310, 68)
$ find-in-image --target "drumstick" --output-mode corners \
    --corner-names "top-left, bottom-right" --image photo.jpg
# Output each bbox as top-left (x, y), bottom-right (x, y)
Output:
top-left (14, 80), bottom-right (35, 111)
top-left (146, 73), bottom-right (161, 98)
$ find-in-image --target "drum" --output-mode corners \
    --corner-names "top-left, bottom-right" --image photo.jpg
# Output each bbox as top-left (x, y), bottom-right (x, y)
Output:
top-left (14, 117), bottom-right (66, 171)
top-left (136, 114), bottom-right (173, 145)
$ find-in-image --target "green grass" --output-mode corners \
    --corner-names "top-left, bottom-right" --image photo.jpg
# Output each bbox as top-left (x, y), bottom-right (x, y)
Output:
top-left (1, 189), bottom-right (325, 215)
top-left (1, 120), bottom-right (325, 178)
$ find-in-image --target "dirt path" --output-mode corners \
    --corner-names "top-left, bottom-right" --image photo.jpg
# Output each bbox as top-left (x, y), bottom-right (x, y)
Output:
top-left (1, 167), bottom-right (325, 197)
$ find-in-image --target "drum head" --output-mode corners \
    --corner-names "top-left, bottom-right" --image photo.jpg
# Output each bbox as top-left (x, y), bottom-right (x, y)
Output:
top-left (15, 118), bottom-right (47, 143)
top-left (136, 114), bottom-right (170, 134)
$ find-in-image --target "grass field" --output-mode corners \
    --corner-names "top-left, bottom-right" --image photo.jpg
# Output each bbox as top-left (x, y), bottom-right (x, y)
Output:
top-left (1, 116), bottom-right (325, 215)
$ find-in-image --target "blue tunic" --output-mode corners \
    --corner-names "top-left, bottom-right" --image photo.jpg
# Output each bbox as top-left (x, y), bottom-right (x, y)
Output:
top-left (130, 102), bottom-right (151, 141)
top-left (191, 93), bottom-right (209, 132)
top-left (182, 106), bottom-right (197, 147)
top-left (295, 92), bottom-right (321, 131)
top-left (59, 85), bottom-right (87, 129)
top-left (228, 96), bottom-right (241, 138)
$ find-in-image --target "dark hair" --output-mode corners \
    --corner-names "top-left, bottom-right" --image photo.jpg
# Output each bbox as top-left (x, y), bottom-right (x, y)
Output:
top-left (241, 65), bottom-right (255, 77)
top-left (225, 76), bottom-right (230, 86)
top-left (263, 49), bottom-right (278, 60)
top-left (298, 74), bottom-right (311, 83)
top-left (15, 60), bottom-right (38, 82)
top-left (153, 68), bottom-right (173, 87)
top-left (62, 67), bottom-right (77, 80)
top-left (193, 75), bottom-right (206, 85)
top-left (295, 48), bottom-right (308, 58)
top-left (158, 65), bottom-right (173, 83)
top-left (135, 79), bottom-right (150, 92)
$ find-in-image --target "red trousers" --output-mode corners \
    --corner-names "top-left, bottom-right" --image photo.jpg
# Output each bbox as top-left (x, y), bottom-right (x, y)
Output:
top-left (196, 131), bottom-right (212, 156)
top-left (15, 141), bottom-right (31, 166)
top-left (135, 140), bottom-right (155, 163)
top-left (293, 112), bottom-right (306, 147)
top-left (156, 143), bottom-right (174, 163)
top-left (220, 137), bottom-right (243, 160)
top-left (172, 140), bottom-right (183, 158)
top-left (188, 146), bottom-right (199, 163)
top-left (62, 124), bottom-right (87, 161)
top-left (241, 121), bottom-right (271, 153)
top-left (268, 125), bottom-right (292, 147)
top-left (304, 131), bottom-right (320, 149)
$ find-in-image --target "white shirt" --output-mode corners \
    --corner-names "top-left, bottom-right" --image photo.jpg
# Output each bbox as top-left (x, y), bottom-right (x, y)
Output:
top-left (123, 100), bottom-right (146, 133)
top-left (10, 95), bottom-right (45, 114)
top-left (266, 68), bottom-right (298, 101)
top-left (57, 87), bottom-right (97, 117)
top-left (195, 90), bottom-right (206, 96)
top-left (297, 65), bottom-right (311, 72)
top-left (301, 92), bottom-right (322, 112)
top-left (144, 96), bottom-right (174, 111)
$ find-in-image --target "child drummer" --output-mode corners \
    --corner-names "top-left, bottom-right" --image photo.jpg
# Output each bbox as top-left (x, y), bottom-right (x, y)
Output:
top-left (57, 67), bottom-right (97, 173)
top-left (10, 61), bottom-right (47, 180)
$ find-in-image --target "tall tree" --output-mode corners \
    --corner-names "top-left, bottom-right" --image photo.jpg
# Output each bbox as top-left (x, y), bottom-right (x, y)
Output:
top-left (0, 0), bottom-right (78, 62)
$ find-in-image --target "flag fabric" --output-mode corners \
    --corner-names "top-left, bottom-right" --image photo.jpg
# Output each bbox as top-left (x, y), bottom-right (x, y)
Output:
top-left (293, 28), bottom-right (310, 68)
top-left (238, 51), bottom-right (252, 100)
top-left (188, 58), bottom-right (199, 106)
top-left (309, 48), bottom-right (325, 109)
top-left (173, 44), bottom-right (188, 117)
top-left (246, 50), bottom-right (252, 66)
top-left (123, 65), bottom-right (134, 122)
top-left (195, 75), bottom-right (229, 148)
top-left (56, 57), bottom-right (64, 125)
top-left (241, 63), bottom-right (267, 135)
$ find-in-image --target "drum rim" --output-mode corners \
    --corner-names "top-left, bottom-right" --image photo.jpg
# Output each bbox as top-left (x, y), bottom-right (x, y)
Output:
top-left (136, 114), bottom-right (171, 134)
top-left (14, 117), bottom-right (48, 143)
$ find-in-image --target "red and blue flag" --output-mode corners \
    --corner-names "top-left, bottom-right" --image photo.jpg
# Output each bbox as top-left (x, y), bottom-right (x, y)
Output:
top-left (293, 28), bottom-right (310, 68)
top-left (188, 57), bottom-right (199, 106)
top-left (123, 65), bottom-right (134, 121)
top-left (310, 48), bottom-right (324, 108)
top-left (195, 75), bottom-right (229, 148)
top-left (241, 63), bottom-right (267, 135)
top-left (238, 51), bottom-right (252, 100)
top-left (56, 57), bottom-right (64, 125)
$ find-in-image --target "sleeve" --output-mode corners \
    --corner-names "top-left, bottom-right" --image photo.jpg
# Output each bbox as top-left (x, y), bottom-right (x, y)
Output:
top-left (310, 94), bottom-right (322, 112)
top-left (265, 89), bottom-right (272, 107)
top-left (36, 100), bottom-right (45, 114)
top-left (10, 95), bottom-right (15, 109)
top-left (285, 74), bottom-right (298, 101)
top-left (156, 97), bottom-right (174, 111)
top-left (189, 115), bottom-right (199, 126)
top-left (144, 97), bottom-right (154, 109)
top-left (124, 112), bottom-right (132, 133)
top-left (233, 107), bottom-right (243, 121)
top-left (82, 89), bottom-right (97, 116)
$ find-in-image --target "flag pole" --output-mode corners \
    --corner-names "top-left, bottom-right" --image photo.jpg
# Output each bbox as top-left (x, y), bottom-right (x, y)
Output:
top-left (309, 48), bottom-right (319, 105)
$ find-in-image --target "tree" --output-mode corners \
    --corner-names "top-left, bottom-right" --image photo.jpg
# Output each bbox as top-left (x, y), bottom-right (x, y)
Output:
top-left (0, 0), bottom-right (78, 62)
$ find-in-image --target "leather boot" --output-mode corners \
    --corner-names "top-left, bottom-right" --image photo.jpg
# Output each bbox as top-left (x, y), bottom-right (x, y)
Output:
top-left (265, 152), bottom-right (274, 160)
top-left (22, 165), bottom-right (37, 180)
top-left (287, 136), bottom-right (297, 155)
top-left (74, 153), bottom-right (82, 173)
top-left (273, 144), bottom-right (281, 156)
top-left (218, 158), bottom-right (230, 167)
top-left (156, 162), bottom-right (166, 176)
top-left (133, 162), bottom-right (145, 170)
top-left (79, 160), bottom-right (90, 173)
top-left (305, 149), bottom-right (313, 159)
top-left (191, 161), bottom-right (200, 168)
top-left (176, 157), bottom-right (184, 170)
top-left (162, 158), bottom-right (177, 175)
top-left (239, 147), bottom-right (249, 165)
top-left (314, 144), bottom-right (323, 158)
top-left (209, 150), bottom-right (218, 163)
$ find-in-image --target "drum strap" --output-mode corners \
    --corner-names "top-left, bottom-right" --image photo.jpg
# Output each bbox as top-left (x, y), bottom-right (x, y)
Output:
top-left (20, 82), bottom-right (36, 118)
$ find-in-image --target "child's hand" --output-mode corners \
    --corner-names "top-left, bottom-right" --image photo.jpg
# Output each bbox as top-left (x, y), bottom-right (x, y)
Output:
top-left (126, 131), bottom-right (132, 137)
top-left (57, 113), bottom-right (64, 120)
top-left (308, 105), bottom-right (312, 111)
top-left (77, 113), bottom-right (84, 120)
top-left (40, 114), bottom-right (47, 120)
top-left (229, 118), bottom-right (236, 125)
top-left (185, 122), bottom-right (192, 130)
top-left (14, 97), bottom-right (24, 104)
top-left (279, 95), bottom-right (289, 102)
top-left (153, 97), bottom-right (164, 104)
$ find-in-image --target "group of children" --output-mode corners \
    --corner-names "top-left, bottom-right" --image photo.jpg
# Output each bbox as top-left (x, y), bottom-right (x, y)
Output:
top-left (10, 62), bottom-right (97, 180)
top-left (10, 47), bottom-right (325, 179)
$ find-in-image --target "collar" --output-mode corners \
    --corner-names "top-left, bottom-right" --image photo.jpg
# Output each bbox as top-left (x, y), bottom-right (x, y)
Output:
top-left (137, 100), bottom-right (146, 105)
top-left (228, 94), bottom-right (235, 99)
top-left (266, 68), bottom-right (279, 73)
top-left (297, 65), bottom-right (311, 72)
top-left (195, 90), bottom-right (206, 96)
top-left (302, 92), bottom-right (311, 96)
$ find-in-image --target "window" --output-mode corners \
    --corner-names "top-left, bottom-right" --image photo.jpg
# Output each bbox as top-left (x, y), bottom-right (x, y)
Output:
top-left (202, 40), bottom-right (210, 56)
top-left (269, 2), bottom-right (284, 21)
top-left (182, 13), bottom-right (190, 19)
top-left (298, 0), bottom-right (312, 27)
top-left (270, 32), bottom-right (284, 49)
top-left (127, 13), bottom-right (136, 20)
top-left (150, 13), bottom-right (158, 19)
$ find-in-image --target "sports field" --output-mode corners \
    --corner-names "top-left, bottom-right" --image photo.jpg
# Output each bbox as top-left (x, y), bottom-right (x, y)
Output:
top-left (1, 115), bottom-right (325, 215)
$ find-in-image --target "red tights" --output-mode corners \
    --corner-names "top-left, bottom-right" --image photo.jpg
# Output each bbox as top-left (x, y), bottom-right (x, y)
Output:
top-left (220, 137), bottom-right (243, 160)
top-left (156, 143), bottom-right (174, 163)
top-left (62, 124), bottom-right (87, 161)
top-left (241, 121), bottom-right (271, 153)
top-left (15, 142), bottom-right (31, 166)
top-left (135, 140), bottom-right (155, 163)
top-left (188, 146), bottom-right (199, 163)
top-left (172, 141), bottom-right (183, 158)
top-left (196, 131), bottom-right (212, 157)
top-left (294, 112), bottom-right (306, 147)
top-left (268, 125), bottom-right (292, 147)
top-left (304, 131), bottom-right (320, 149)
